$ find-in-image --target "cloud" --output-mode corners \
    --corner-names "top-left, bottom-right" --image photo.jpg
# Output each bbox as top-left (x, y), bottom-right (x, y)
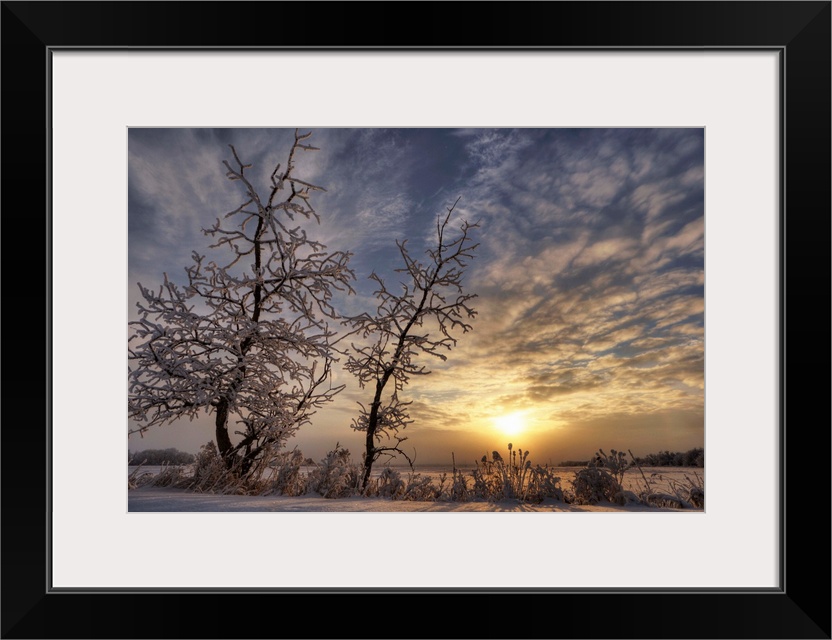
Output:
top-left (353, 191), bottom-right (412, 249)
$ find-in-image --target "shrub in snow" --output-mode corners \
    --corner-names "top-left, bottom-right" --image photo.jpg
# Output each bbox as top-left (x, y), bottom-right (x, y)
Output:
top-left (595, 449), bottom-right (631, 485)
top-left (400, 473), bottom-right (439, 501)
top-left (308, 445), bottom-right (362, 499)
top-left (188, 441), bottom-right (230, 491)
top-left (654, 471), bottom-right (704, 509)
top-left (374, 467), bottom-right (406, 499)
top-left (369, 468), bottom-right (438, 501)
top-left (627, 450), bottom-right (704, 509)
top-left (431, 453), bottom-right (471, 502)
top-left (128, 461), bottom-right (190, 490)
top-left (571, 449), bottom-right (638, 506)
top-left (185, 441), bottom-right (265, 495)
top-left (147, 463), bottom-right (188, 488)
top-left (571, 466), bottom-right (622, 505)
top-left (470, 444), bottom-right (564, 502)
top-left (267, 449), bottom-right (307, 496)
top-left (127, 463), bottom-right (156, 489)
top-left (472, 448), bottom-right (512, 499)
top-left (688, 483), bottom-right (705, 508)
top-left (523, 465), bottom-right (565, 503)
top-left (471, 458), bottom-right (497, 500)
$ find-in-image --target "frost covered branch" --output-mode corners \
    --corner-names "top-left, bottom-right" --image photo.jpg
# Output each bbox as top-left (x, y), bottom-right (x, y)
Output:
top-left (129, 130), bottom-right (355, 477)
top-left (344, 198), bottom-right (479, 490)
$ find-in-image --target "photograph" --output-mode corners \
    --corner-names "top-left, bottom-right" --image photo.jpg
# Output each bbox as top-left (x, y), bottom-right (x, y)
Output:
top-left (127, 127), bottom-right (705, 513)
top-left (2, 0), bottom-right (828, 637)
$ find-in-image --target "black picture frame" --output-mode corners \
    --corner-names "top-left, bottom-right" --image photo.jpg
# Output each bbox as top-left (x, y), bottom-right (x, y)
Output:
top-left (2, 2), bottom-right (829, 638)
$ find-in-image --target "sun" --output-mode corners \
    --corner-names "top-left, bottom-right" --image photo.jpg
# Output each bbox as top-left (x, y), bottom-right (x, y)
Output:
top-left (493, 411), bottom-right (527, 436)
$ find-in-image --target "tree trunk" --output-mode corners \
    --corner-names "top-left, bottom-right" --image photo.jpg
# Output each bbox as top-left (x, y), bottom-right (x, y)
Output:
top-left (361, 381), bottom-right (387, 490)
top-left (215, 400), bottom-right (235, 468)
top-left (362, 427), bottom-right (375, 491)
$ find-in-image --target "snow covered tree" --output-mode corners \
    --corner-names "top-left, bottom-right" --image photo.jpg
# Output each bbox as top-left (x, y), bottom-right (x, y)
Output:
top-left (345, 199), bottom-right (479, 490)
top-left (129, 130), bottom-right (354, 477)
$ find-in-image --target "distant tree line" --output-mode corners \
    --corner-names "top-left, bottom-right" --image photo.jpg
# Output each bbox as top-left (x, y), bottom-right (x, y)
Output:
top-left (128, 448), bottom-right (195, 465)
top-left (558, 448), bottom-right (704, 468)
top-left (632, 447), bottom-right (704, 467)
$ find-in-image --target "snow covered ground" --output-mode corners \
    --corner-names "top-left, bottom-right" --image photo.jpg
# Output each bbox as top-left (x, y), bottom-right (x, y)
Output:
top-left (128, 465), bottom-right (703, 513)
top-left (128, 485), bottom-right (693, 512)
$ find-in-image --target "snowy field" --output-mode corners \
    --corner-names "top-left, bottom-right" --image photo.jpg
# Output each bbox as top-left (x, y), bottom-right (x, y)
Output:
top-left (128, 465), bottom-right (704, 513)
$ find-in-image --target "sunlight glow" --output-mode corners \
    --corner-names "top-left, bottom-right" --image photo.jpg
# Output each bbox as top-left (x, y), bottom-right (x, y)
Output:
top-left (493, 411), bottom-right (527, 436)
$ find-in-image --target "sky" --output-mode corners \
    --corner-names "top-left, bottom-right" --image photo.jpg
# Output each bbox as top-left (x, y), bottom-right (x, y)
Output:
top-left (128, 128), bottom-right (704, 467)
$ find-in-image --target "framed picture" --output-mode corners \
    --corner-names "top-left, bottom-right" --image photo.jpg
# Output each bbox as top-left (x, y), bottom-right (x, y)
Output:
top-left (3, 2), bottom-right (829, 638)
top-left (125, 124), bottom-right (709, 516)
